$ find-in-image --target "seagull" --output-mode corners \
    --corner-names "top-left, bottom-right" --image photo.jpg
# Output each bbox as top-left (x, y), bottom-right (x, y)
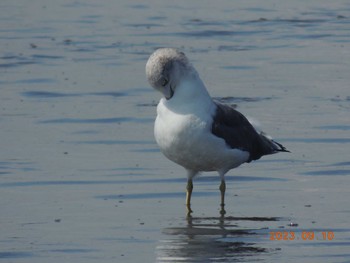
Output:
top-left (146, 48), bottom-right (289, 214)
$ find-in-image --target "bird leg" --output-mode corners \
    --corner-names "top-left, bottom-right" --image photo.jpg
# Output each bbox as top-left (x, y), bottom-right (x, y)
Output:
top-left (186, 179), bottom-right (193, 214)
top-left (219, 179), bottom-right (226, 215)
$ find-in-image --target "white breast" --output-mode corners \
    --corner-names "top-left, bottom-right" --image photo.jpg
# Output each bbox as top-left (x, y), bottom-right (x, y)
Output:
top-left (154, 88), bottom-right (249, 173)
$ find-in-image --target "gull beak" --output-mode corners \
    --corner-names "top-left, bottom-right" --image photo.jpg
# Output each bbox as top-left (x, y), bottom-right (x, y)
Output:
top-left (163, 84), bottom-right (174, 100)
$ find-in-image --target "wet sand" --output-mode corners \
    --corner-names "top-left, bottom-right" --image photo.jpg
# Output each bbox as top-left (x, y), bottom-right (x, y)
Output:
top-left (1, 0), bottom-right (350, 262)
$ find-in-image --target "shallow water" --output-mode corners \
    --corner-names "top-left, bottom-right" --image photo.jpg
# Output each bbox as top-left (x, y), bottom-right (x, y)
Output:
top-left (1, 0), bottom-right (350, 262)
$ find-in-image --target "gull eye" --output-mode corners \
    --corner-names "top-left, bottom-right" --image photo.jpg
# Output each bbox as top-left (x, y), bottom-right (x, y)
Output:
top-left (161, 78), bottom-right (168, 87)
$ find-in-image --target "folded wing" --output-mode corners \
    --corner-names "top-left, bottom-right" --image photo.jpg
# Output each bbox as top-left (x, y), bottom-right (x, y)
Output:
top-left (212, 101), bottom-right (289, 162)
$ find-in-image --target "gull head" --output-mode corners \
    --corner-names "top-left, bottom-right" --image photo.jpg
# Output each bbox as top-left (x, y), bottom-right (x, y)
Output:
top-left (146, 48), bottom-right (197, 100)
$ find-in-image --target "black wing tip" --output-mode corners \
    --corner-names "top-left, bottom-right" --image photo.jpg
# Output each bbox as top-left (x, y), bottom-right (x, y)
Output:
top-left (271, 139), bottom-right (290, 153)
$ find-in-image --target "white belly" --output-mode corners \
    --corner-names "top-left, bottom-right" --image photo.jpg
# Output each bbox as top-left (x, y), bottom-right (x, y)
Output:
top-left (154, 100), bottom-right (249, 173)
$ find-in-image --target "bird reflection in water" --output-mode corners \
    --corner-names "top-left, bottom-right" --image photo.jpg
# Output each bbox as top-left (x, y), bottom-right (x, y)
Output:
top-left (156, 213), bottom-right (281, 262)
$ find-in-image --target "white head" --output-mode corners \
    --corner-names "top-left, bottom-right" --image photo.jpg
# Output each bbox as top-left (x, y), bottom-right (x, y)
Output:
top-left (146, 48), bottom-right (198, 100)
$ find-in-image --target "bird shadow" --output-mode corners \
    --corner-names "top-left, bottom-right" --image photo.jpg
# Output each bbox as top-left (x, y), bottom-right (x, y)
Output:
top-left (157, 213), bottom-right (284, 262)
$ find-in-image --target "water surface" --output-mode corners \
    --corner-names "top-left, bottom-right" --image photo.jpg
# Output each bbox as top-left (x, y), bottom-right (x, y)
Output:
top-left (1, 0), bottom-right (349, 262)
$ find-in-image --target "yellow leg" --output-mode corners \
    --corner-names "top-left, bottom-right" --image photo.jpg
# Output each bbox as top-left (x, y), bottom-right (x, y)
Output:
top-left (186, 179), bottom-right (193, 214)
top-left (219, 179), bottom-right (226, 215)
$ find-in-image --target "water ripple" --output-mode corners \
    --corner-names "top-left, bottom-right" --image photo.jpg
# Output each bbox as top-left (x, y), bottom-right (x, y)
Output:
top-left (280, 138), bottom-right (350, 143)
top-left (39, 117), bottom-right (153, 124)
top-left (22, 91), bottom-right (127, 98)
top-left (301, 170), bottom-right (350, 176)
top-left (0, 252), bottom-right (34, 259)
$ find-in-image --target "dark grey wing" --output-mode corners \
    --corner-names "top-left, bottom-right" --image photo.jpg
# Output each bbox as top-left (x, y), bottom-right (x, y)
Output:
top-left (212, 101), bottom-right (288, 162)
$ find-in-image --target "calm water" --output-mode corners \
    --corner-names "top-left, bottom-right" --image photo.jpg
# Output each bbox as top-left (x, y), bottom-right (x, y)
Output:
top-left (1, 0), bottom-right (350, 262)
